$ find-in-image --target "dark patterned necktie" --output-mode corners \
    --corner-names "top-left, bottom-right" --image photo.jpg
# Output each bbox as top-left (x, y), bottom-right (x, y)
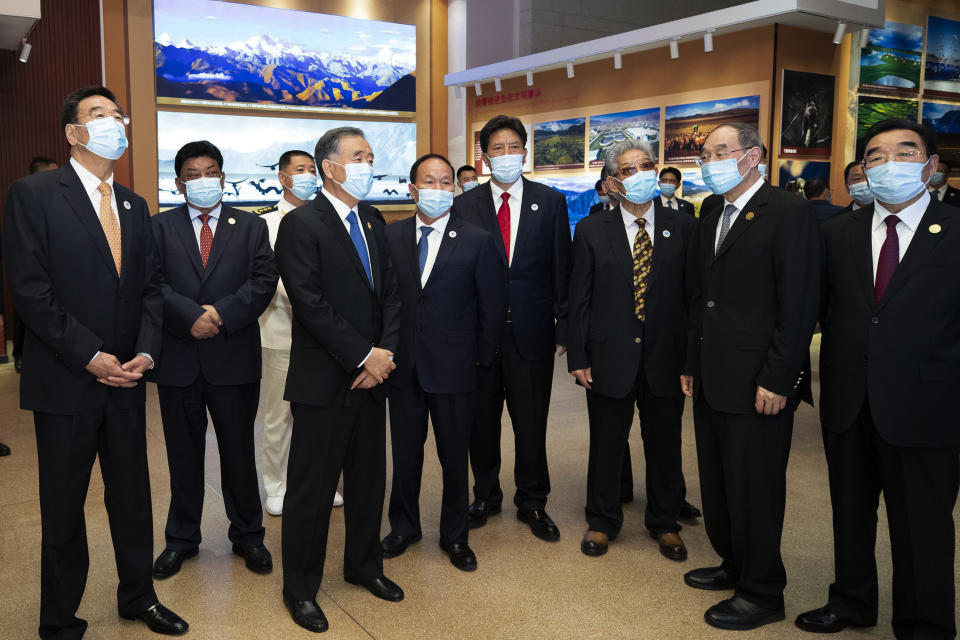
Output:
top-left (633, 220), bottom-right (653, 321)
top-left (875, 215), bottom-right (900, 303)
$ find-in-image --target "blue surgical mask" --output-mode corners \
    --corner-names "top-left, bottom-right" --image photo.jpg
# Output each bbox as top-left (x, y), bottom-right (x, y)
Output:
top-left (414, 186), bottom-right (454, 219)
top-left (331, 161), bottom-right (374, 201)
top-left (758, 163), bottom-right (768, 178)
top-left (865, 159), bottom-right (930, 205)
top-left (284, 171), bottom-right (318, 201)
top-left (618, 170), bottom-right (658, 205)
top-left (930, 171), bottom-right (946, 187)
top-left (185, 177), bottom-right (223, 208)
top-left (848, 181), bottom-right (873, 205)
top-left (659, 183), bottom-right (677, 198)
top-left (701, 150), bottom-right (751, 195)
top-left (78, 118), bottom-right (128, 160)
top-left (598, 194), bottom-right (611, 204)
top-left (487, 153), bottom-right (524, 184)
top-left (462, 180), bottom-right (479, 192)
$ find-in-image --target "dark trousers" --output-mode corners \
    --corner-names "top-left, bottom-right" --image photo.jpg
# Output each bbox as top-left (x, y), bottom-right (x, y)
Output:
top-left (693, 395), bottom-right (793, 609)
top-left (621, 443), bottom-right (690, 504)
top-left (585, 365), bottom-right (684, 537)
top-left (157, 376), bottom-right (264, 550)
top-left (825, 400), bottom-right (958, 639)
top-left (282, 396), bottom-right (386, 600)
top-left (470, 327), bottom-right (554, 510)
top-left (388, 370), bottom-right (473, 544)
top-left (34, 406), bottom-right (158, 640)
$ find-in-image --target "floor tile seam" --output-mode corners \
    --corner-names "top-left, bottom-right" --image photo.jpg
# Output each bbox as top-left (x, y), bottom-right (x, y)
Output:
top-left (317, 587), bottom-right (378, 639)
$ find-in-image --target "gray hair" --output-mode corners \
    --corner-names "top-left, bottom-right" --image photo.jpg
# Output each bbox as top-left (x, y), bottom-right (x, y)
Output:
top-left (314, 126), bottom-right (366, 165)
top-left (604, 139), bottom-right (657, 177)
top-left (713, 122), bottom-right (763, 151)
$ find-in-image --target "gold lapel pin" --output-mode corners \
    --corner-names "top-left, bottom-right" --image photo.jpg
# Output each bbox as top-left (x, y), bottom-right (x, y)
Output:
top-left (930, 223), bottom-right (942, 234)
top-left (367, 221), bottom-right (372, 230)
top-left (745, 212), bottom-right (755, 221)
top-left (228, 217), bottom-right (236, 225)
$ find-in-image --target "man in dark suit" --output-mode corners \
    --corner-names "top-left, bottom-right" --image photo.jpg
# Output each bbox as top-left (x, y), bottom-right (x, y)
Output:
top-left (587, 169), bottom-right (615, 216)
top-left (567, 140), bottom-right (696, 561)
top-left (276, 127), bottom-right (404, 634)
top-left (658, 166), bottom-right (696, 215)
top-left (841, 160), bottom-right (874, 213)
top-left (797, 120), bottom-right (959, 639)
top-left (681, 122), bottom-right (820, 630)
top-left (150, 140), bottom-right (278, 581)
top-left (451, 114), bottom-right (572, 541)
top-left (929, 159), bottom-right (959, 208)
top-left (804, 178), bottom-right (845, 223)
top-left (2, 85), bottom-right (187, 638)
top-left (380, 153), bottom-right (506, 571)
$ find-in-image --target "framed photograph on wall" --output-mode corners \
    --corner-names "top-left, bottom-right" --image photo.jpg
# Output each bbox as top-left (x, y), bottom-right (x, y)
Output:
top-left (858, 21), bottom-right (923, 95)
top-left (778, 159), bottom-right (830, 191)
top-left (533, 175), bottom-right (603, 237)
top-left (856, 95), bottom-right (918, 151)
top-left (664, 95), bottom-right (760, 163)
top-left (923, 16), bottom-right (960, 99)
top-left (533, 118), bottom-right (587, 170)
top-left (921, 101), bottom-right (960, 173)
top-left (780, 70), bottom-right (834, 157)
top-left (587, 108), bottom-right (660, 168)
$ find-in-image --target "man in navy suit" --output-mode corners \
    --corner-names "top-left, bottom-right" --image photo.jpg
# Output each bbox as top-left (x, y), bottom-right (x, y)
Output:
top-left (451, 114), bottom-right (572, 542)
top-left (149, 140), bottom-right (278, 581)
top-left (657, 167), bottom-right (696, 215)
top-left (380, 154), bottom-right (506, 571)
top-left (3, 85), bottom-right (187, 638)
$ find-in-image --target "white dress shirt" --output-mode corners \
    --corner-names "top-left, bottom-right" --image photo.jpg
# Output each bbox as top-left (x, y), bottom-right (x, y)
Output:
top-left (415, 212), bottom-right (450, 287)
top-left (258, 198), bottom-right (293, 350)
top-left (871, 191), bottom-right (929, 280)
top-left (931, 183), bottom-right (948, 202)
top-left (660, 194), bottom-right (679, 210)
top-left (187, 203), bottom-right (221, 248)
top-left (278, 194), bottom-right (299, 214)
top-left (489, 178), bottom-right (523, 265)
top-left (70, 157), bottom-right (119, 225)
top-left (715, 176), bottom-right (764, 252)
top-left (620, 203), bottom-right (656, 254)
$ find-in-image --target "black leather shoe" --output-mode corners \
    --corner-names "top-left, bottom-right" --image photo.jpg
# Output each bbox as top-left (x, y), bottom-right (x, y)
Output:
top-left (679, 501), bottom-right (702, 519)
top-left (232, 543), bottom-right (272, 574)
top-left (344, 574), bottom-right (404, 602)
top-left (381, 532), bottom-right (422, 558)
top-left (684, 565), bottom-right (737, 591)
top-left (439, 540), bottom-right (477, 571)
top-left (468, 500), bottom-right (501, 529)
top-left (517, 508), bottom-right (560, 542)
top-left (581, 530), bottom-right (609, 557)
top-left (0, 442), bottom-right (9, 457)
top-left (152, 548), bottom-right (198, 579)
top-left (705, 596), bottom-right (785, 630)
top-left (121, 603), bottom-right (188, 635)
top-left (795, 605), bottom-right (867, 633)
top-left (283, 590), bottom-right (328, 633)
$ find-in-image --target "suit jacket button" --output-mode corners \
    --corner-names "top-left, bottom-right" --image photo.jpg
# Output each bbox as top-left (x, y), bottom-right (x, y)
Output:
top-left (871, 316), bottom-right (879, 324)
top-left (634, 337), bottom-right (641, 344)
top-left (706, 300), bottom-right (715, 308)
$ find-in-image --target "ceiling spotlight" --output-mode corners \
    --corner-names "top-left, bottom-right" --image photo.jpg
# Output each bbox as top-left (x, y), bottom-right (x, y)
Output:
top-left (455, 85), bottom-right (463, 99)
top-left (833, 20), bottom-right (847, 44)
top-left (669, 39), bottom-right (679, 60)
top-left (614, 50), bottom-right (623, 69)
top-left (566, 61), bottom-right (575, 78)
top-left (704, 29), bottom-right (714, 53)
top-left (859, 27), bottom-right (870, 48)
top-left (19, 38), bottom-right (32, 63)
top-left (494, 76), bottom-right (502, 92)
top-left (474, 82), bottom-right (482, 96)
top-left (526, 70), bottom-right (534, 86)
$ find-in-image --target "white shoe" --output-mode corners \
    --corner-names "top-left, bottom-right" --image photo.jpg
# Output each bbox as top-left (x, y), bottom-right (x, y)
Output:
top-left (333, 491), bottom-right (344, 507)
top-left (265, 496), bottom-right (284, 516)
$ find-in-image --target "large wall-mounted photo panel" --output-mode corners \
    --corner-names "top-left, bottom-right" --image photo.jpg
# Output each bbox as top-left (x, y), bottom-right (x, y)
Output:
top-left (780, 70), bottom-right (834, 157)
top-left (856, 95), bottom-right (918, 151)
top-left (778, 159), bottom-right (830, 190)
top-left (533, 118), bottom-right (586, 170)
top-left (858, 21), bottom-right (923, 95)
top-left (679, 168), bottom-right (711, 217)
top-left (587, 108), bottom-right (660, 169)
top-left (533, 175), bottom-right (601, 237)
top-left (664, 95), bottom-right (760, 163)
top-left (156, 111), bottom-right (416, 207)
top-left (153, 0), bottom-right (416, 115)
top-left (924, 16), bottom-right (960, 99)
top-left (922, 101), bottom-right (960, 172)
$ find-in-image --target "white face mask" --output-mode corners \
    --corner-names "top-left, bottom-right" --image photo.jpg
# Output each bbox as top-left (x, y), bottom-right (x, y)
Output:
top-left (487, 153), bottom-right (524, 184)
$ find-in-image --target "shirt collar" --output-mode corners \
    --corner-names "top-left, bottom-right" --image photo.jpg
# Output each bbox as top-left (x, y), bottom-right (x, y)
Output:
top-left (620, 202), bottom-right (654, 230)
top-left (933, 183), bottom-right (948, 198)
top-left (416, 212), bottom-right (450, 237)
top-left (70, 157), bottom-right (113, 198)
top-left (187, 202), bottom-right (222, 222)
top-left (490, 177), bottom-right (523, 203)
top-left (873, 190), bottom-right (930, 232)
top-left (322, 190), bottom-right (357, 223)
top-left (724, 176), bottom-right (764, 212)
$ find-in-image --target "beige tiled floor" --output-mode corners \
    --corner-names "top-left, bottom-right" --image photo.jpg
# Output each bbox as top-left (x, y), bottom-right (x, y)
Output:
top-left (0, 336), bottom-right (951, 638)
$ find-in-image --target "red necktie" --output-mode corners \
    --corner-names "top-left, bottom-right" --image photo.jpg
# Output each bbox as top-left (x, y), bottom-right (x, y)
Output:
top-left (497, 192), bottom-right (511, 259)
top-left (199, 214), bottom-right (213, 267)
top-left (874, 214), bottom-right (900, 303)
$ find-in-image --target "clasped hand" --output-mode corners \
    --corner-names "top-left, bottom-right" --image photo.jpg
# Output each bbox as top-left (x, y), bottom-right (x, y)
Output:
top-left (351, 347), bottom-right (396, 390)
top-left (190, 305), bottom-right (222, 339)
top-left (86, 352), bottom-right (151, 388)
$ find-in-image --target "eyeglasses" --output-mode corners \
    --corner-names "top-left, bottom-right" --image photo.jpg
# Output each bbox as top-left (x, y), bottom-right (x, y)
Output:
top-left (696, 147), bottom-right (750, 166)
top-left (616, 161), bottom-right (657, 178)
top-left (862, 150), bottom-right (925, 169)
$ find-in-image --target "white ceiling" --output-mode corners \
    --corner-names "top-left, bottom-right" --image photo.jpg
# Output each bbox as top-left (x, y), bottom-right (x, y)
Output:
top-left (0, 0), bottom-right (40, 51)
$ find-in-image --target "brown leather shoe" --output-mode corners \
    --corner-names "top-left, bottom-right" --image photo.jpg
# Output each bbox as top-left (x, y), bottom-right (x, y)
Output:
top-left (651, 531), bottom-right (687, 561)
top-left (580, 530), bottom-right (609, 557)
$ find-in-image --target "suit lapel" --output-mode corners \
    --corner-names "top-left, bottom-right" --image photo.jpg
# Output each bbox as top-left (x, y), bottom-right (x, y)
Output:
top-left (876, 200), bottom-right (950, 310)
top-left (425, 215), bottom-right (458, 290)
top-left (714, 182), bottom-right (770, 261)
top-left (650, 202), bottom-right (675, 290)
top-left (480, 182), bottom-right (509, 265)
top-left (512, 178), bottom-right (537, 267)
top-left (400, 217), bottom-right (421, 291)
top-left (170, 205), bottom-right (204, 278)
top-left (360, 206), bottom-right (380, 292)
top-left (114, 184), bottom-right (136, 287)
top-left (60, 166), bottom-right (119, 280)
top-left (316, 197), bottom-right (372, 291)
top-left (200, 206), bottom-right (237, 283)
top-left (603, 208), bottom-right (634, 287)
top-left (849, 206), bottom-right (877, 309)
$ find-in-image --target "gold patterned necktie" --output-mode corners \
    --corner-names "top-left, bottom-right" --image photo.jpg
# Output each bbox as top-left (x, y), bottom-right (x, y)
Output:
top-left (97, 182), bottom-right (122, 274)
top-left (633, 219), bottom-right (653, 321)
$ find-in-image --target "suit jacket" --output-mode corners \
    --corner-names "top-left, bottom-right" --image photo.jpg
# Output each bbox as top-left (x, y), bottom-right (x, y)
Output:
top-left (2, 164), bottom-right (163, 414)
top-left (810, 199), bottom-right (845, 224)
top-left (938, 185), bottom-right (960, 208)
top-left (819, 198), bottom-right (960, 446)
top-left (588, 202), bottom-right (612, 216)
top-left (149, 204), bottom-right (278, 387)
top-left (257, 205), bottom-right (293, 350)
top-left (568, 200), bottom-right (696, 399)
top-left (451, 177), bottom-right (572, 359)
top-left (684, 181), bottom-right (820, 414)
top-left (274, 193), bottom-right (401, 406)
top-left (384, 215), bottom-right (506, 395)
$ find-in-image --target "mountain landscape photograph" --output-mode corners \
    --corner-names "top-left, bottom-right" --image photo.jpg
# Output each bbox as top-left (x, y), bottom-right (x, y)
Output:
top-left (154, 0), bottom-right (416, 113)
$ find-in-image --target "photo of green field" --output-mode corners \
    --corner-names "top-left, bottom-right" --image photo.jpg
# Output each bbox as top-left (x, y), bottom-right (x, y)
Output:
top-left (533, 118), bottom-right (586, 170)
top-left (859, 21), bottom-right (923, 94)
top-left (856, 96), bottom-right (918, 148)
